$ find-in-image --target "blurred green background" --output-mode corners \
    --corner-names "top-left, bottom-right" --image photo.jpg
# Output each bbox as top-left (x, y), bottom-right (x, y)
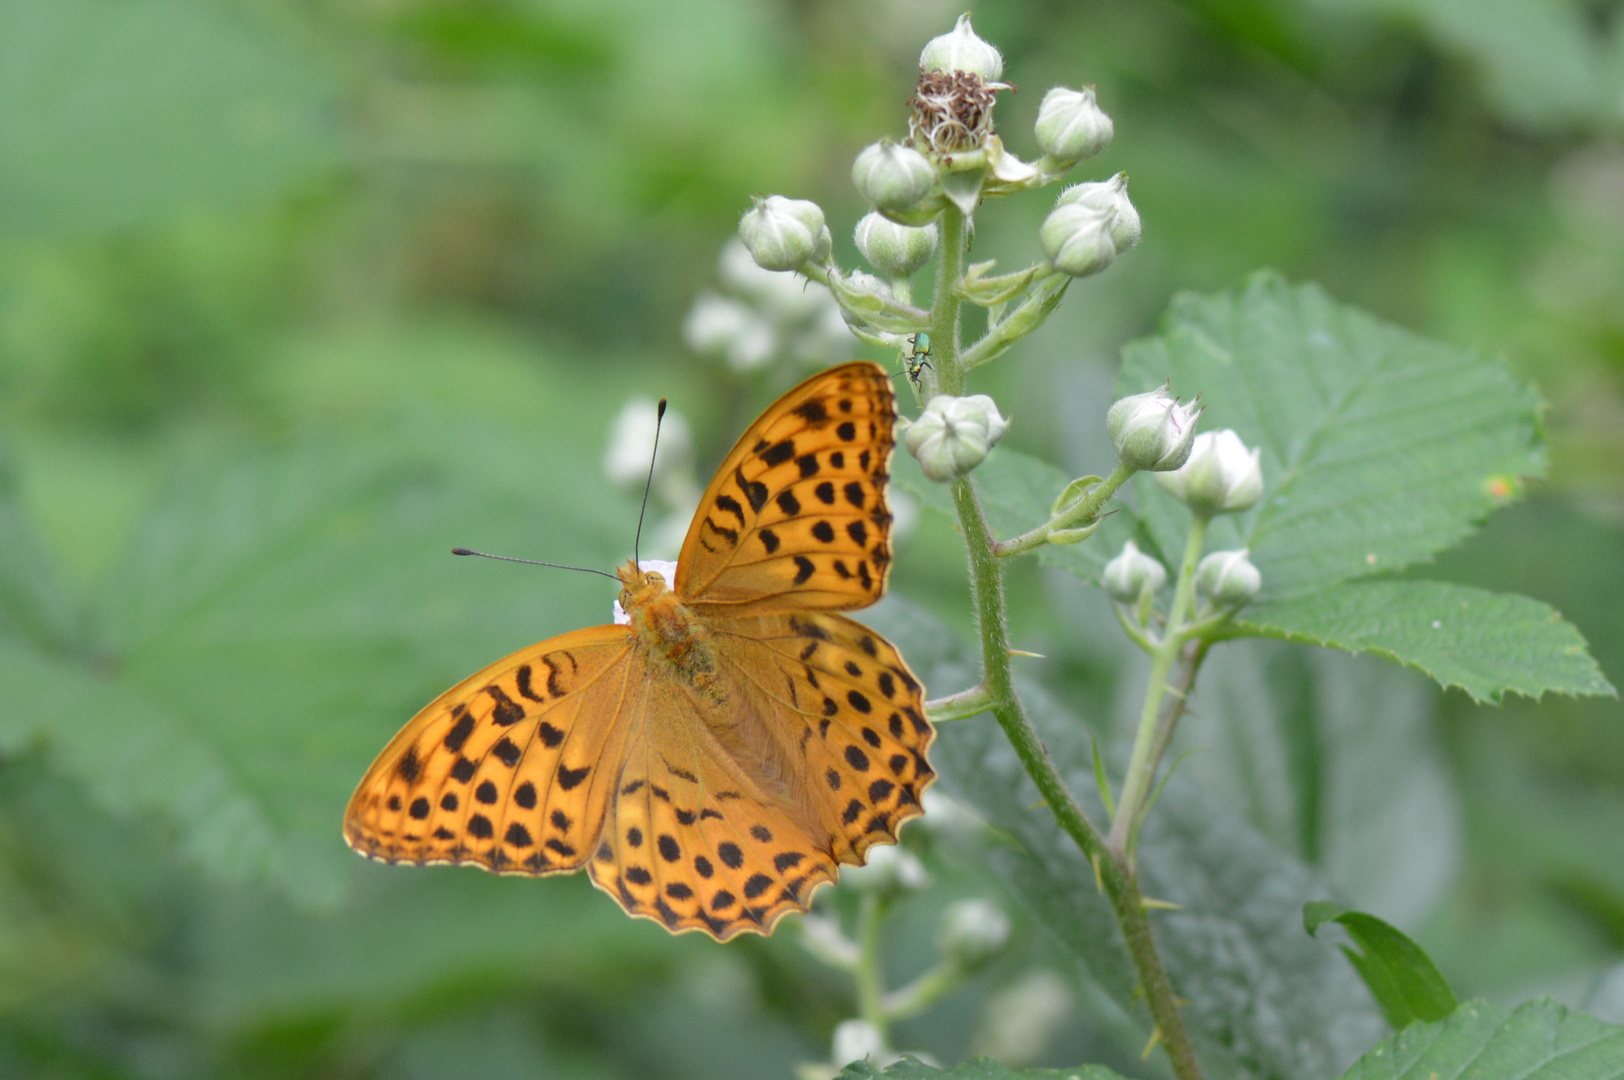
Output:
top-left (2, 0), bottom-right (1622, 1077)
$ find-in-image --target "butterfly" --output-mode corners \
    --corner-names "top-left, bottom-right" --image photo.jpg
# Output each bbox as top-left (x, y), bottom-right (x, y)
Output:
top-left (344, 361), bottom-right (934, 940)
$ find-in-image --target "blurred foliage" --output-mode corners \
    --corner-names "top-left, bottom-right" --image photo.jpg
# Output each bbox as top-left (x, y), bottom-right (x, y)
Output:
top-left (1, 0), bottom-right (1621, 1077)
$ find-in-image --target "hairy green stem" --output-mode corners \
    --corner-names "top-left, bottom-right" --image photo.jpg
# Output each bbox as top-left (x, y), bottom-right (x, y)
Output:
top-left (926, 205), bottom-right (1203, 1080)
top-left (1109, 517), bottom-right (1208, 857)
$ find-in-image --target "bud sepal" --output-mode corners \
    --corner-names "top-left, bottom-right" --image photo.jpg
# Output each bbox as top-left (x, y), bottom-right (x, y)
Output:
top-left (1034, 85), bottom-right (1113, 164)
top-left (854, 212), bottom-right (939, 278)
top-left (1195, 548), bottom-right (1262, 608)
top-left (853, 140), bottom-right (938, 214)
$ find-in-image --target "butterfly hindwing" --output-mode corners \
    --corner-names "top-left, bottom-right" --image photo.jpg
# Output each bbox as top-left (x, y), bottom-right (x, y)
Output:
top-left (676, 362), bottom-right (897, 615)
top-left (712, 610), bottom-right (933, 864)
top-left (344, 626), bottom-right (639, 874)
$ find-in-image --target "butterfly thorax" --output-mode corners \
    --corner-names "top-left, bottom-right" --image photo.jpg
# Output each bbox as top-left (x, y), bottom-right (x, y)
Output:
top-left (616, 560), bottom-right (720, 698)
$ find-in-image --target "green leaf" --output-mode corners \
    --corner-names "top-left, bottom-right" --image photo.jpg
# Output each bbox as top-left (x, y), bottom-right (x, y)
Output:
top-left (0, 0), bottom-right (340, 239)
top-left (1118, 272), bottom-right (1543, 600)
top-left (1304, 901), bottom-right (1458, 1028)
top-left (1338, 998), bottom-right (1624, 1080)
top-left (1238, 580), bottom-right (1616, 703)
top-left (864, 600), bottom-right (1389, 1080)
top-left (837, 1056), bottom-right (1130, 1080)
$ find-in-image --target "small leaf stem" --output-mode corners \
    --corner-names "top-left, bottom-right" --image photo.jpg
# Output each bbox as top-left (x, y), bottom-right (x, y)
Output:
top-left (881, 960), bottom-right (965, 1022)
top-left (925, 685), bottom-right (995, 722)
top-left (854, 891), bottom-right (890, 1037)
top-left (928, 204), bottom-right (1204, 1080)
top-left (993, 462), bottom-right (1135, 558)
top-left (1108, 515), bottom-right (1208, 858)
top-left (961, 272), bottom-right (1070, 371)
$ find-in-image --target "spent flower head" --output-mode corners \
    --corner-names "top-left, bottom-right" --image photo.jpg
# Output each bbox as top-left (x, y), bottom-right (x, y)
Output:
top-left (905, 394), bottom-right (1010, 482)
top-left (1107, 385), bottom-right (1200, 472)
top-left (1157, 429), bottom-right (1263, 517)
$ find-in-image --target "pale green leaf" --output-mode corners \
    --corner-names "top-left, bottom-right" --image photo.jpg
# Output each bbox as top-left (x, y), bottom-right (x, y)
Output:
top-left (1339, 998), bottom-right (1624, 1080)
top-left (1238, 580), bottom-right (1616, 703)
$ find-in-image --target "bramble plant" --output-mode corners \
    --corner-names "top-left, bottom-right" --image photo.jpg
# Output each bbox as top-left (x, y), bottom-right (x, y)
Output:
top-left (681, 14), bottom-right (1620, 1080)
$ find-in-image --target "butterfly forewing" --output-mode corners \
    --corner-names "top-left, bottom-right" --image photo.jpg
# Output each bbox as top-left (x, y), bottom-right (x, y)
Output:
top-left (344, 626), bottom-right (639, 873)
top-left (676, 362), bottom-right (897, 615)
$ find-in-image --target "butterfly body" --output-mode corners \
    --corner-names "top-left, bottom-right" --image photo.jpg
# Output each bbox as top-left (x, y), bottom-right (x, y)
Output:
top-left (345, 362), bottom-right (932, 940)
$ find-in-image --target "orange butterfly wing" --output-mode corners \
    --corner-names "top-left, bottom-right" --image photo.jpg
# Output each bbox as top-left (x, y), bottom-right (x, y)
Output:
top-left (676, 361), bottom-right (897, 615)
top-left (345, 361), bottom-right (932, 941)
top-left (344, 626), bottom-right (643, 873)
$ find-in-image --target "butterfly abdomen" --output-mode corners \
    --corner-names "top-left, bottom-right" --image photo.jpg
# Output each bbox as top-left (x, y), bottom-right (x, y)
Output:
top-left (620, 566), bottom-right (721, 699)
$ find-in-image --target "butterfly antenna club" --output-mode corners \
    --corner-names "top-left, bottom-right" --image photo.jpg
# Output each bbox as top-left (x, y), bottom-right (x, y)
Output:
top-left (634, 398), bottom-right (667, 566)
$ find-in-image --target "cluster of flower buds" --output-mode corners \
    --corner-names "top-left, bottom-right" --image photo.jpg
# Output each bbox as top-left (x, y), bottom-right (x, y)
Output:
top-left (1041, 173), bottom-right (1142, 277)
top-left (685, 240), bottom-right (851, 373)
top-left (904, 394), bottom-right (1010, 482)
top-left (1157, 429), bottom-right (1263, 517)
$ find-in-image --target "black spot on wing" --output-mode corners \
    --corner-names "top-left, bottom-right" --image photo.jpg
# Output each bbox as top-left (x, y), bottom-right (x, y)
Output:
top-left (734, 466), bottom-right (768, 512)
top-left (792, 556), bottom-right (814, 584)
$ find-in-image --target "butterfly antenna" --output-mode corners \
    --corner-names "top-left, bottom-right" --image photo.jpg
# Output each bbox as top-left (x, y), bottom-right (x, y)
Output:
top-left (451, 548), bottom-right (618, 580)
top-left (633, 398), bottom-right (667, 566)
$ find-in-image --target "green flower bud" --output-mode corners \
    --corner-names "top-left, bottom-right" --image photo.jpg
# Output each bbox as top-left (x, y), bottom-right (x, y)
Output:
top-left (1101, 540), bottom-right (1167, 603)
top-left (854, 212), bottom-right (938, 277)
top-left (1157, 429), bottom-right (1263, 516)
top-left (1107, 385), bottom-right (1200, 471)
top-left (1056, 172), bottom-right (1140, 251)
top-left (1195, 548), bottom-right (1262, 607)
top-left (852, 140), bottom-right (937, 213)
top-left (919, 13), bottom-right (1003, 81)
top-left (904, 394), bottom-right (1010, 482)
top-left (738, 195), bottom-right (830, 271)
top-left (937, 898), bottom-right (1011, 971)
top-left (1035, 85), bottom-right (1113, 162)
top-left (1039, 202), bottom-right (1118, 278)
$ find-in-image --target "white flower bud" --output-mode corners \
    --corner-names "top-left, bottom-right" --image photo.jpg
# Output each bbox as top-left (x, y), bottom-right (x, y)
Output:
top-left (852, 140), bottom-right (937, 214)
top-left (831, 1020), bottom-right (889, 1067)
top-left (938, 898), bottom-right (1011, 971)
top-left (841, 843), bottom-right (929, 896)
top-left (612, 559), bottom-right (680, 624)
top-left (682, 291), bottom-right (751, 357)
top-left (1056, 172), bottom-right (1140, 251)
top-left (1040, 202), bottom-right (1119, 278)
top-left (1157, 429), bottom-right (1263, 516)
top-left (738, 195), bottom-right (830, 271)
top-left (904, 394), bottom-right (1010, 482)
top-left (1107, 385), bottom-right (1200, 472)
top-left (1101, 540), bottom-right (1167, 603)
top-left (1034, 85), bottom-right (1113, 162)
top-left (854, 212), bottom-right (939, 278)
top-left (919, 13), bottom-right (1003, 80)
top-left (1195, 548), bottom-right (1262, 607)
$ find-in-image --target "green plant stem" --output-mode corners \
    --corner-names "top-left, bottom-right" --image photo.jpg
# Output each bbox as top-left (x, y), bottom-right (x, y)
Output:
top-left (1109, 516), bottom-right (1208, 858)
top-left (993, 462), bottom-right (1135, 558)
top-left (882, 960), bottom-right (966, 1022)
top-left (854, 891), bottom-right (889, 1037)
top-left (925, 684), bottom-right (995, 722)
top-left (930, 204), bottom-right (1204, 1080)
